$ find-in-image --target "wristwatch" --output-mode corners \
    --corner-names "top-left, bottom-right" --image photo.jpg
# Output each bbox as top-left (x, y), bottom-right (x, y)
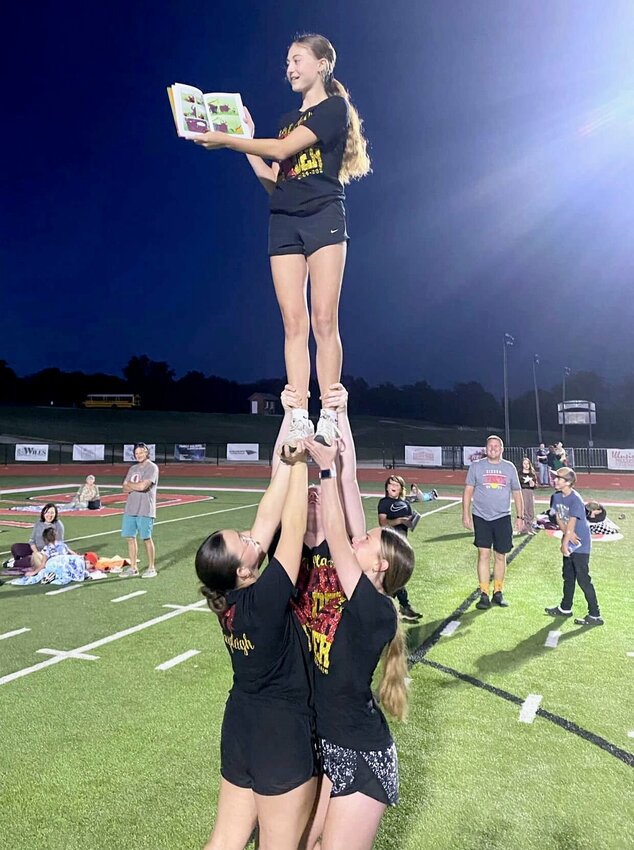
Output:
top-left (319, 468), bottom-right (335, 480)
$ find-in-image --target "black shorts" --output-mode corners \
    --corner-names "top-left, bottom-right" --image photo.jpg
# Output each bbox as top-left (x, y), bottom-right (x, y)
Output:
top-left (473, 514), bottom-right (513, 554)
top-left (268, 201), bottom-right (348, 257)
top-left (220, 693), bottom-right (317, 796)
top-left (320, 738), bottom-right (399, 807)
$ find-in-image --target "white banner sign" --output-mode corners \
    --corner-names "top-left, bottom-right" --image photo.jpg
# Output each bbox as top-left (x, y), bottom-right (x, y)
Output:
top-left (15, 443), bottom-right (49, 462)
top-left (404, 445), bottom-right (442, 467)
top-left (227, 443), bottom-right (259, 462)
top-left (174, 443), bottom-right (206, 461)
top-left (607, 448), bottom-right (634, 471)
top-left (463, 446), bottom-right (486, 466)
top-left (123, 444), bottom-right (156, 462)
top-left (73, 444), bottom-right (105, 462)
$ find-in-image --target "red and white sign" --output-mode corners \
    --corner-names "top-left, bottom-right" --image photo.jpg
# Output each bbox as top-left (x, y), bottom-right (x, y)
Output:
top-left (606, 449), bottom-right (634, 471)
top-left (404, 446), bottom-right (442, 467)
top-left (463, 446), bottom-right (486, 466)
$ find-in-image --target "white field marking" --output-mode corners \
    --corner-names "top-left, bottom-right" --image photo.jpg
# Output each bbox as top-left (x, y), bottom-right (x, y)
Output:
top-left (519, 694), bottom-right (543, 724)
top-left (544, 630), bottom-right (562, 649)
top-left (155, 649), bottom-right (200, 671)
top-left (163, 603), bottom-right (211, 613)
top-left (0, 599), bottom-right (208, 686)
top-left (0, 503), bottom-right (259, 556)
top-left (0, 627), bottom-right (31, 641)
top-left (111, 590), bottom-right (147, 603)
top-left (440, 620), bottom-right (461, 637)
top-left (627, 652), bottom-right (634, 658)
top-left (45, 585), bottom-right (83, 596)
top-left (628, 731), bottom-right (634, 739)
top-left (37, 648), bottom-right (100, 661)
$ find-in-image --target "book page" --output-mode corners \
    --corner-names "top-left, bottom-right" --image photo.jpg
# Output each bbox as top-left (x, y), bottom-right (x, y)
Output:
top-left (170, 83), bottom-right (210, 138)
top-left (202, 92), bottom-right (252, 138)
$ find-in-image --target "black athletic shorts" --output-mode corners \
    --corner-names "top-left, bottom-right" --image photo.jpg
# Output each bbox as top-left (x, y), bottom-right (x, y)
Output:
top-left (268, 201), bottom-right (348, 257)
top-left (320, 738), bottom-right (399, 807)
top-left (472, 514), bottom-right (513, 554)
top-left (220, 692), bottom-right (317, 796)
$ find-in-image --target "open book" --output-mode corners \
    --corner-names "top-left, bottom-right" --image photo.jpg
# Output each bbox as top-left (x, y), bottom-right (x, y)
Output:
top-left (167, 83), bottom-right (252, 139)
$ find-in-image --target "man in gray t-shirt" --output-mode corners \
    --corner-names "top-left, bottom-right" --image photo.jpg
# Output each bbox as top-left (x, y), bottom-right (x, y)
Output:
top-left (121, 442), bottom-right (159, 578)
top-left (462, 435), bottom-right (523, 610)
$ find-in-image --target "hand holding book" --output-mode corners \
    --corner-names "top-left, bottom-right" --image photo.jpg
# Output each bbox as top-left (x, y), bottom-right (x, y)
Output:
top-left (167, 83), bottom-right (252, 140)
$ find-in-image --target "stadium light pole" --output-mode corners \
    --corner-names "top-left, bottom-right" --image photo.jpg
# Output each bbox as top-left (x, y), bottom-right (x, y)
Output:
top-left (503, 333), bottom-right (514, 447)
top-left (561, 366), bottom-right (571, 444)
top-left (532, 354), bottom-right (542, 444)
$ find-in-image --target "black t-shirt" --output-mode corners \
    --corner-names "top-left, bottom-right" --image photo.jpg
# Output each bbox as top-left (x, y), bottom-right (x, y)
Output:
top-left (221, 558), bottom-right (311, 711)
top-left (377, 496), bottom-right (412, 536)
top-left (270, 96), bottom-right (349, 216)
top-left (314, 574), bottom-right (397, 750)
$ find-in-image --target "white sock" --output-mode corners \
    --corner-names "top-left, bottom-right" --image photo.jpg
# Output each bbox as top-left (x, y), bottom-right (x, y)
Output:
top-left (291, 408), bottom-right (309, 422)
top-left (320, 408), bottom-right (338, 423)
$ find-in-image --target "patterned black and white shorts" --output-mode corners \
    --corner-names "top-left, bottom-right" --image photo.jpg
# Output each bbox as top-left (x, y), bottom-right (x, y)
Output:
top-left (319, 738), bottom-right (399, 807)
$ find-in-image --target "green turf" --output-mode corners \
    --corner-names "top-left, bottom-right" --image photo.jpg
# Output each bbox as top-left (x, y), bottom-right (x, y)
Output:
top-left (0, 485), bottom-right (632, 849)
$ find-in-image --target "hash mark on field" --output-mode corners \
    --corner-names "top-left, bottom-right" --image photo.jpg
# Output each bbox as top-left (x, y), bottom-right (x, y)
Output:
top-left (440, 620), bottom-right (461, 637)
top-left (628, 652), bottom-right (634, 658)
top-left (156, 649), bottom-right (200, 671)
top-left (37, 648), bottom-right (100, 661)
top-left (629, 731), bottom-right (634, 739)
top-left (544, 630), bottom-right (562, 648)
top-left (111, 590), bottom-right (147, 603)
top-left (519, 694), bottom-right (543, 724)
top-left (45, 585), bottom-right (83, 596)
top-left (0, 628), bottom-right (30, 641)
top-left (163, 603), bottom-right (211, 613)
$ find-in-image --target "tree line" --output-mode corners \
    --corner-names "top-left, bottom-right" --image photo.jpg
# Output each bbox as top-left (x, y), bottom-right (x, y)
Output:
top-left (1, 356), bottom-right (632, 440)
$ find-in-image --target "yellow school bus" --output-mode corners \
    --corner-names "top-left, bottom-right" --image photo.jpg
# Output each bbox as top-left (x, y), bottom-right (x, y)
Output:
top-left (83, 394), bottom-right (141, 409)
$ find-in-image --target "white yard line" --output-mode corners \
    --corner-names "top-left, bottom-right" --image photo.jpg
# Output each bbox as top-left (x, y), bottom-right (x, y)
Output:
top-left (0, 627), bottom-right (30, 641)
top-left (627, 652), bottom-right (634, 658)
top-left (0, 600), bottom-right (208, 687)
top-left (519, 694), bottom-right (543, 724)
top-left (544, 630), bottom-right (562, 649)
top-left (155, 649), bottom-right (200, 671)
top-left (45, 585), bottom-right (83, 596)
top-left (439, 620), bottom-right (461, 637)
top-left (37, 648), bottom-right (99, 661)
top-left (111, 590), bottom-right (147, 603)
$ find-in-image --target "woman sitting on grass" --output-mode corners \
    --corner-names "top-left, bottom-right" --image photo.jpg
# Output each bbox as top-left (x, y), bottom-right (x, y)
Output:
top-left (4, 503), bottom-right (65, 573)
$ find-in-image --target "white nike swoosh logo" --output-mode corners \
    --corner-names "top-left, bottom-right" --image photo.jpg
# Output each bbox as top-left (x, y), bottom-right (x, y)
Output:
top-left (330, 229), bottom-right (339, 233)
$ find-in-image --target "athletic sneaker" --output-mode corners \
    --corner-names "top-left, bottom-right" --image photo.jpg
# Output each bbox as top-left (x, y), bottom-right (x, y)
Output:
top-left (142, 568), bottom-right (158, 579)
top-left (283, 416), bottom-right (314, 451)
top-left (492, 591), bottom-right (509, 607)
top-left (475, 592), bottom-right (491, 609)
top-left (410, 511), bottom-right (422, 532)
top-left (545, 605), bottom-right (573, 617)
top-left (314, 414), bottom-right (341, 447)
top-left (41, 572), bottom-right (56, 585)
top-left (121, 566), bottom-right (140, 578)
top-left (399, 604), bottom-right (422, 622)
top-left (431, 489), bottom-right (439, 500)
top-left (574, 614), bottom-right (604, 626)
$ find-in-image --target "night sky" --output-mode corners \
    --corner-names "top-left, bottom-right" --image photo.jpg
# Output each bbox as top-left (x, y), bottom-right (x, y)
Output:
top-left (4, 0), bottom-right (634, 395)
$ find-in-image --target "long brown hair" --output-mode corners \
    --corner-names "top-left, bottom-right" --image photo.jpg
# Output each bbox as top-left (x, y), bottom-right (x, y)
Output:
top-left (195, 531), bottom-right (241, 614)
top-left (377, 527), bottom-right (414, 720)
top-left (292, 33), bottom-right (371, 184)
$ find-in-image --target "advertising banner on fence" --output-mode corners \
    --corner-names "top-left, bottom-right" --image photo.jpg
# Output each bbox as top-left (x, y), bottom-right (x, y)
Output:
top-left (72, 444), bottom-right (105, 462)
top-left (15, 443), bottom-right (49, 462)
top-left (227, 443), bottom-right (259, 462)
top-left (607, 448), bottom-right (634, 471)
top-left (404, 446), bottom-right (442, 467)
top-left (123, 444), bottom-right (156, 462)
top-left (174, 443), bottom-right (206, 462)
top-left (463, 446), bottom-right (486, 466)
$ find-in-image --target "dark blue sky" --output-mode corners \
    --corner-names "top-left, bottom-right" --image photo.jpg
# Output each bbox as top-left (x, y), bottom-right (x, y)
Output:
top-left (4, 0), bottom-right (634, 395)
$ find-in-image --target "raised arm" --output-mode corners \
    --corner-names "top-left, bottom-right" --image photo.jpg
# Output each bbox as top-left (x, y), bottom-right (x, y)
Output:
top-left (321, 383), bottom-right (366, 540)
top-left (271, 385), bottom-right (301, 477)
top-left (273, 458), bottom-right (308, 584)
top-left (304, 439), bottom-right (363, 600)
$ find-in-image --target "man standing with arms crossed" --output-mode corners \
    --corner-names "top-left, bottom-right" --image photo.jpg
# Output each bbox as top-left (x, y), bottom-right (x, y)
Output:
top-left (122, 442), bottom-right (159, 578)
top-left (462, 435), bottom-right (523, 609)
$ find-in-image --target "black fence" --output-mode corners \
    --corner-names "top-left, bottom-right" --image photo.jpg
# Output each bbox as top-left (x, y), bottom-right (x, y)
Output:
top-left (1, 443), bottom-right (629, 473)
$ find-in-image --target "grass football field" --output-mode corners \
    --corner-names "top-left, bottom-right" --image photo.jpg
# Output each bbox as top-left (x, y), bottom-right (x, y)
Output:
top-left (0, 478), bottom-right (632, 850)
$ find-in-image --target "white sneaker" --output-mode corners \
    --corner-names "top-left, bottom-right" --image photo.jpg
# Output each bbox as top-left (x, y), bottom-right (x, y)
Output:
top-left (142, 568), bottom-right (158, 579)
top-left (314, 414), bottom-right (341, 446)
top-left (284, 416), bottom-right (315, 450)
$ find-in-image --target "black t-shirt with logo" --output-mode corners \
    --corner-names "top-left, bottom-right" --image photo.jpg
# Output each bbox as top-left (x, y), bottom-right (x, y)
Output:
top-left (314, 573), bottom-right (397, 751)
top-left (221, 558), bottom-right (311, 711)
top-left (377, 496), bottom-right (413, 536)
top-left (270, 96), bottom-right (349, 216)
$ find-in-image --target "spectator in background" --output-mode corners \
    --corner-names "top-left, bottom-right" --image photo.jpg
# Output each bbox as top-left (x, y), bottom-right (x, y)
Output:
top-left (68, 474), bottom-right (101, 510)
top-left (407, 484), bottom-right (439, 503)
top-left (4, 503), bottom-right (66, 573)
top-left (121, 443), bottom-right (159, 578)
top-left (536, 443), bottom-right (549, 486)
top-left (378, 475), bottom-right (422, 621)
top-left (518, 457), bottom-right (538, 535)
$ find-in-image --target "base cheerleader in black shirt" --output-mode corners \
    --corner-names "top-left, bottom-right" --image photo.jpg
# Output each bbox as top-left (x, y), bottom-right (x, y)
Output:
top-left (192, 33), bottom-right (370, 450)
top-left (297, 434), bottom-right (414, 850)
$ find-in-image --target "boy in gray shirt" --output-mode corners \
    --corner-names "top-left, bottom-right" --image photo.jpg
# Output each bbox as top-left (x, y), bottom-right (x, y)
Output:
top-left (462, 435), bottom-right (523, 609)
top-left (121, 442), bottom-right (159, 578)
